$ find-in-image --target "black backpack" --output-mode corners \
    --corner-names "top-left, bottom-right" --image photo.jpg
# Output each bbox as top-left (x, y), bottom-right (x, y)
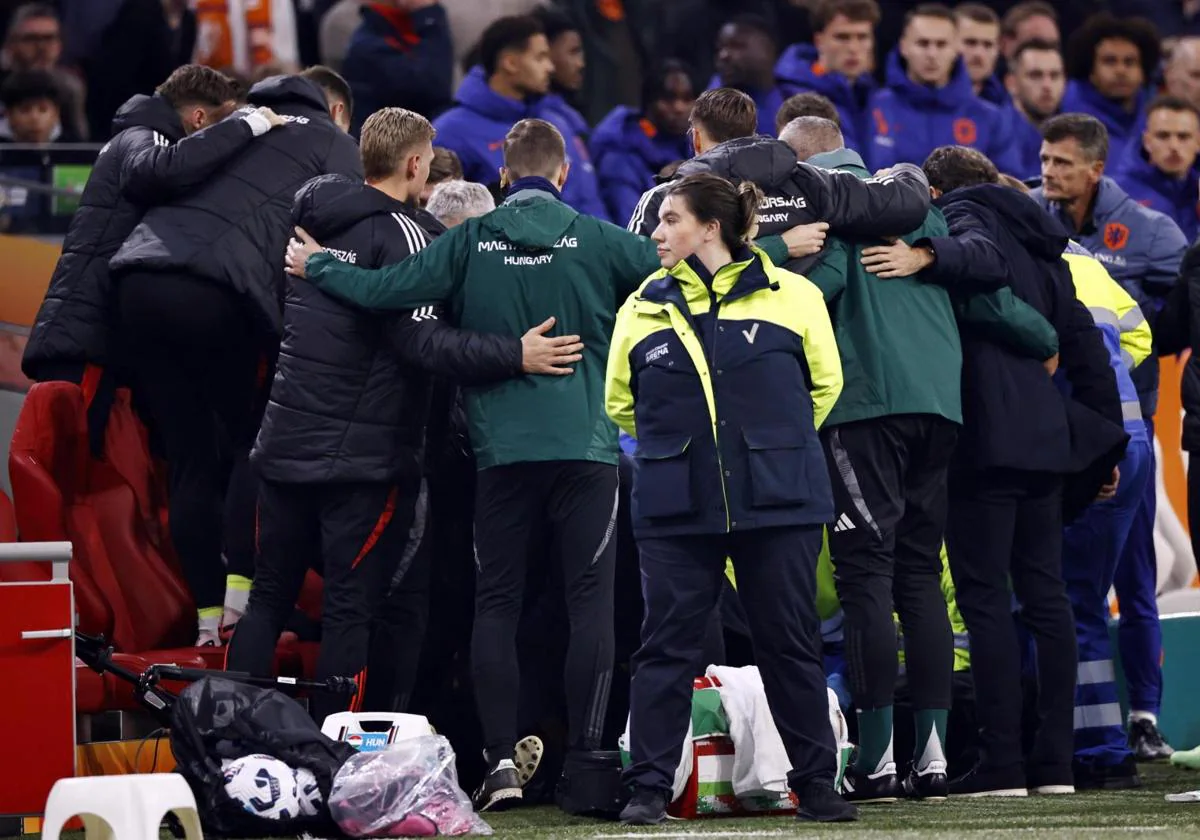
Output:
top-left (169, 677), bottom-right (356, 837)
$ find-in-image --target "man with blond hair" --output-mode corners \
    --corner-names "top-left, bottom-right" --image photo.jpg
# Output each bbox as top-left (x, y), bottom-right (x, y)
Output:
top-left (228, 108), bottom-right (583, 724)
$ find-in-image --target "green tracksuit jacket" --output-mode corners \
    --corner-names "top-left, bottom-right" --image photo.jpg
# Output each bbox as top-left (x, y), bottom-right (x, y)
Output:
top-left (302, 185), bottom-right (791, 470)
top-left (803, 149), bottom-right (1059, 428)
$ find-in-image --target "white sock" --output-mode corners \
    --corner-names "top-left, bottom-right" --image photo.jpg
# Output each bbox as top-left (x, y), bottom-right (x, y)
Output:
top-left (1130, 710), bottom-right (1157, 725)
top-left (197, 615), bottom-right (221, 646)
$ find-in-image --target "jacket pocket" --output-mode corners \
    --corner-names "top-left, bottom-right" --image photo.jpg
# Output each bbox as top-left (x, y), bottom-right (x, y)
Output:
top-left (632, 435), bottom-right (695, 519)
top-left (744, 426), bottom-right (811, 508)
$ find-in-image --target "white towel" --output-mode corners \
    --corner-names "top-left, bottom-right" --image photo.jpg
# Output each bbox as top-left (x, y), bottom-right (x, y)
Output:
top-left (619, 715), bottom-right (693, 802)
top-left (705, 665), bottom-right (791, 796)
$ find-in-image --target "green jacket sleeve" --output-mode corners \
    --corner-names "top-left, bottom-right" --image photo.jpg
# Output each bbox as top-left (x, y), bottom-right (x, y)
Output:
top-left (754, 235), bottom-right (789, 266)
top-left (600, 222), bottom-right (664, 299)
top-left (804, 240), bottom-right (850, 303)
top-left (305, 225), bottom-right (466, 310)
top-left (955, 287), bottom-right (1060, 360)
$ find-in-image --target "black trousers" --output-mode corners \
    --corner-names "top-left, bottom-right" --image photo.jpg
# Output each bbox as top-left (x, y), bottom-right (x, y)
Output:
top-left (226, 476), bottom-right (418, 724)
top-left (822, 415), bottom-right (957, 712)
top-left (363, 479), bottom-right (432, 713)
top-left (624, 525), bottom-right (836, 794)
top-left (471, 460), bottom-right (618, 757)
top-left (117, 271), bottom-right (260, 613)
top-left (945, 468), bottom-right (1076, 780)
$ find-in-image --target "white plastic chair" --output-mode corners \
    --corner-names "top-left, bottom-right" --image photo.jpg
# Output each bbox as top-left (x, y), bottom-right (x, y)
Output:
top-left (41, 774), bottom-right (203, 840)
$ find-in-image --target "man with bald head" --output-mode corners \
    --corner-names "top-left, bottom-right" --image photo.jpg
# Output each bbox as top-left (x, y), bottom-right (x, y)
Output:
top-left (785, 115), bottom-right (1015, 801)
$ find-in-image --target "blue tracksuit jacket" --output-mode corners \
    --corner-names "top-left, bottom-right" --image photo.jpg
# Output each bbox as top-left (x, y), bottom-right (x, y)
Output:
top-left (1110, 140), bottom-right (1200, 244)
top-left (589, 105), bottom-right (691, 227)
top-left (775, 44), bottom-right (876, 161)
top-left (1034, 177), bottom-right (1188, 416)
top-left (431, 67), bottom-right (610, 221)
top-left (1003, 104), bottom-right (1047, 181)
top-left (869, 52), bottom-right (1017, 174)
top-left (1059, 80), bottom-right (1152, 169)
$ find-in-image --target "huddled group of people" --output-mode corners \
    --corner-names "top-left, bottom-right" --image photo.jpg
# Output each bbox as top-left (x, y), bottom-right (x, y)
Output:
top-left (15, 0), bottom-right (1200, 828)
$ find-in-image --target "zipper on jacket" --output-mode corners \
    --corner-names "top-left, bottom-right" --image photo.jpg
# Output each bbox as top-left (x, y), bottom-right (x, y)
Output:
top-left (701, 282), bottom-right (733, 533)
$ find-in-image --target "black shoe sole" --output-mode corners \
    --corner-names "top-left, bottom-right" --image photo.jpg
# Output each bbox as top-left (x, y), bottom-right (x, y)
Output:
top-left (620, 813), bottom-right (668, 826)
top-left (844, 795), bottom-right (899, 804)
top-left (797, 808), bottom-right (860, 822)
top-left (476, 787), bottom-right (522, 812)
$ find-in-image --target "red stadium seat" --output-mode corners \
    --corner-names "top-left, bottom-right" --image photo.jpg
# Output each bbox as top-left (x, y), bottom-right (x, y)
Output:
top-left (0, 488), bottom-right (15, 542)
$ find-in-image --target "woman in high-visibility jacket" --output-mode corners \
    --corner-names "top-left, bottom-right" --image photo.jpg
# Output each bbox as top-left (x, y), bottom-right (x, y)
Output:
top-left (605, 173), bottom-right (854, 825)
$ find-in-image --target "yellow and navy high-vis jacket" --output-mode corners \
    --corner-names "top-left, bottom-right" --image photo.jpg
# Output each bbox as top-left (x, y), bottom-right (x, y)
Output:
top-left (606, 246), bottom-right (843, 537)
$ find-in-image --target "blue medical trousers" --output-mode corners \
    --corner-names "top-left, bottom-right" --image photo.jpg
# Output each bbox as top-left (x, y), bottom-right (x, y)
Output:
top-left (1062, 436), bottom-right (1150, 767)
top-left (1113, 418), bottom-right (1162, 716)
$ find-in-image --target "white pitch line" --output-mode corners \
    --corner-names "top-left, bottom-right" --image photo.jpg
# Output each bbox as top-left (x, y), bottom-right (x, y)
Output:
top-left (592, 828), bottom-right (1172, 838)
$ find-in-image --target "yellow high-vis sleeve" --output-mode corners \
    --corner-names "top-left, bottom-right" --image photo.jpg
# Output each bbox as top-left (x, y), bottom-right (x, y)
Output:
top-left (796, 278), bottom-right (844, 428)
top-left (605, 295), bottom-right (639, 438)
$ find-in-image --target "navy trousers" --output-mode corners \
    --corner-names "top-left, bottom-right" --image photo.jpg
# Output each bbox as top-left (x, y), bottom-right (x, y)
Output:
top-left (624, 525), bottom-right (836, 794)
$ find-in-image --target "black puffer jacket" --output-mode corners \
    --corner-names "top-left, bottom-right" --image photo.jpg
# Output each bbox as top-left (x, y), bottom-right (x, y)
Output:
top-left (110, 76), bottom-right (363, 339)
top-left (627, 135), bottom-right (931, 273)
top-left (252, 175), bottom-right (523, 484)
top-left (1159, 240), bottom-right (1200, 452)
top-left (929, 184), bottom-right (1126, 484)
top-left (21, 93), bottom-right (258, 379)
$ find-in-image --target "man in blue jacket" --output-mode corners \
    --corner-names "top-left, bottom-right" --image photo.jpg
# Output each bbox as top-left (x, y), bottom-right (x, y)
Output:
top-left (1060, 12), bottom-right (1160, 168)
top-left (707, 14), bottom-right (787, 137)
top-left (590, 60), bottom-right (693, 226)
top-left (776, 0), bottom-right (879, 159)
top-left (1033, 113), bottom-right (1187, 763)
top-left (1003, 39), bottom-right (1066, 180)
top-left (869, 4), bottom-right (1017, 174)
top-left (432, 14), bottom-right (609, 220)
top-left (340, 0), bottom-right (453, 133)
top-left (1111, 96), bottom-right (1200, 244)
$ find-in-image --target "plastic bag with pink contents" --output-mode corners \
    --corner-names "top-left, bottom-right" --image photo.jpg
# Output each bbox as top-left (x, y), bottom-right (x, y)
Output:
top-left (328, 735), bottom-right (493, 837)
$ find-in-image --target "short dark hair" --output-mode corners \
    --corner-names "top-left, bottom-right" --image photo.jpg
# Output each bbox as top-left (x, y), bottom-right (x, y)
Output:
top-left (665, 174), bottom-right (763, 253)
top-left (724, 13), bottom-right (777, 48)
top-left (1041, 112), bottom-right (1108, 163)
top-left (6, 2), bottom-right (58, 36)
top-left (155, 64), bottom-right (238, 109)
top-left (904, 3), bottom-right (956, 30)
top-left (504, 118), bottom-right (565, 179)
top-left (480, 15), bottom-right (545, 78)
top-left (429, 146), bottom-right (464, 185)
top-left (0, 68), bottom-right (60, 111)
top-left (1146, 94), bottom-right (1200, 125)
top-left (955, 2), bottom-right (998, 26)
top-left (776, 92), bottom-right (840, 134)
top-left (922, 145), bottom-right (999, 193)
top-left (1012, 37), bottom-right (1061, 66)
top-left (531, 5), bottom-right (577, 43)
top-left (301, 65), bottom-right (353, 116)
top-left (1001, 1), bottom-right (1057, 40)
top-left (811, 0), bottom-right (881, 31)
top-left (1065, 12), bottom-right (1160, 83)
top-left (691, 88), bottom-right (757, 143)
top-left (642, 59), bottom-right (694, 111)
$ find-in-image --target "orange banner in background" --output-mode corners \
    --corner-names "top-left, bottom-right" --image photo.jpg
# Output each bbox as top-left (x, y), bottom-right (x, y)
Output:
top-left (0, 233), bottom-right (58, 392)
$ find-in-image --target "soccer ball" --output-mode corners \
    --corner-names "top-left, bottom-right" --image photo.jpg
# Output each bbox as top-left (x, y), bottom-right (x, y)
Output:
top-left (222, 754), bottom-right (302, 820)
top-left (294, 766), bottom-right (324, 817)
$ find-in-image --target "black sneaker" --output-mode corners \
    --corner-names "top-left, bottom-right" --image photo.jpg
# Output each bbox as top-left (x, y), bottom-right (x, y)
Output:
top-left (619, 786), bottom-right (668, 825)
top-left (949, 764), bottom-right (1028, 798)
top-left (1074, 755), bottom-right (1142, 791)
top-left (1129, 718), bottom-right (1174, 761)
top-left (472, 759), bottom-right (522, 812)
top-left (840, 764), bottom-right (900, 803)
top-left (797, 782), bottom-right (858, 822)
top-left (902, 761), bottom-right (949, 800)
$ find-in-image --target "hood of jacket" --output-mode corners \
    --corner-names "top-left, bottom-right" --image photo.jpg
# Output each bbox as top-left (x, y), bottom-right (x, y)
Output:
top-left (776, 44), bottom-right (874, 107)
top-left (1062, 80), bottom-right (1150, 139)
top-left (453, 65), bottom-right (534, 124)
top-left (590, 105), bottom-right (691, 171)
top-left (939, 182), bottom-right (1069, 260)
top-left (291, 175), bottom-right (408, 241)
top-left (677, 135), bottom-right (799, 191)
top-left (885, 50), bottom-right (975, 111)
top-left (1115, 140), bottom-right (1200, 206)
top-left (480, 189), bottom-right (578, 250)
top-left (248, 75), bottom-right (333, 118)
top-left (542, 91), bottom-right (589, 137)
top-left (110, 93), bottom-right (186, 141)
top-left (1090, 175), bottom-right (1141, 223)
top-left (806, 147), bottom-right (869, 175)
